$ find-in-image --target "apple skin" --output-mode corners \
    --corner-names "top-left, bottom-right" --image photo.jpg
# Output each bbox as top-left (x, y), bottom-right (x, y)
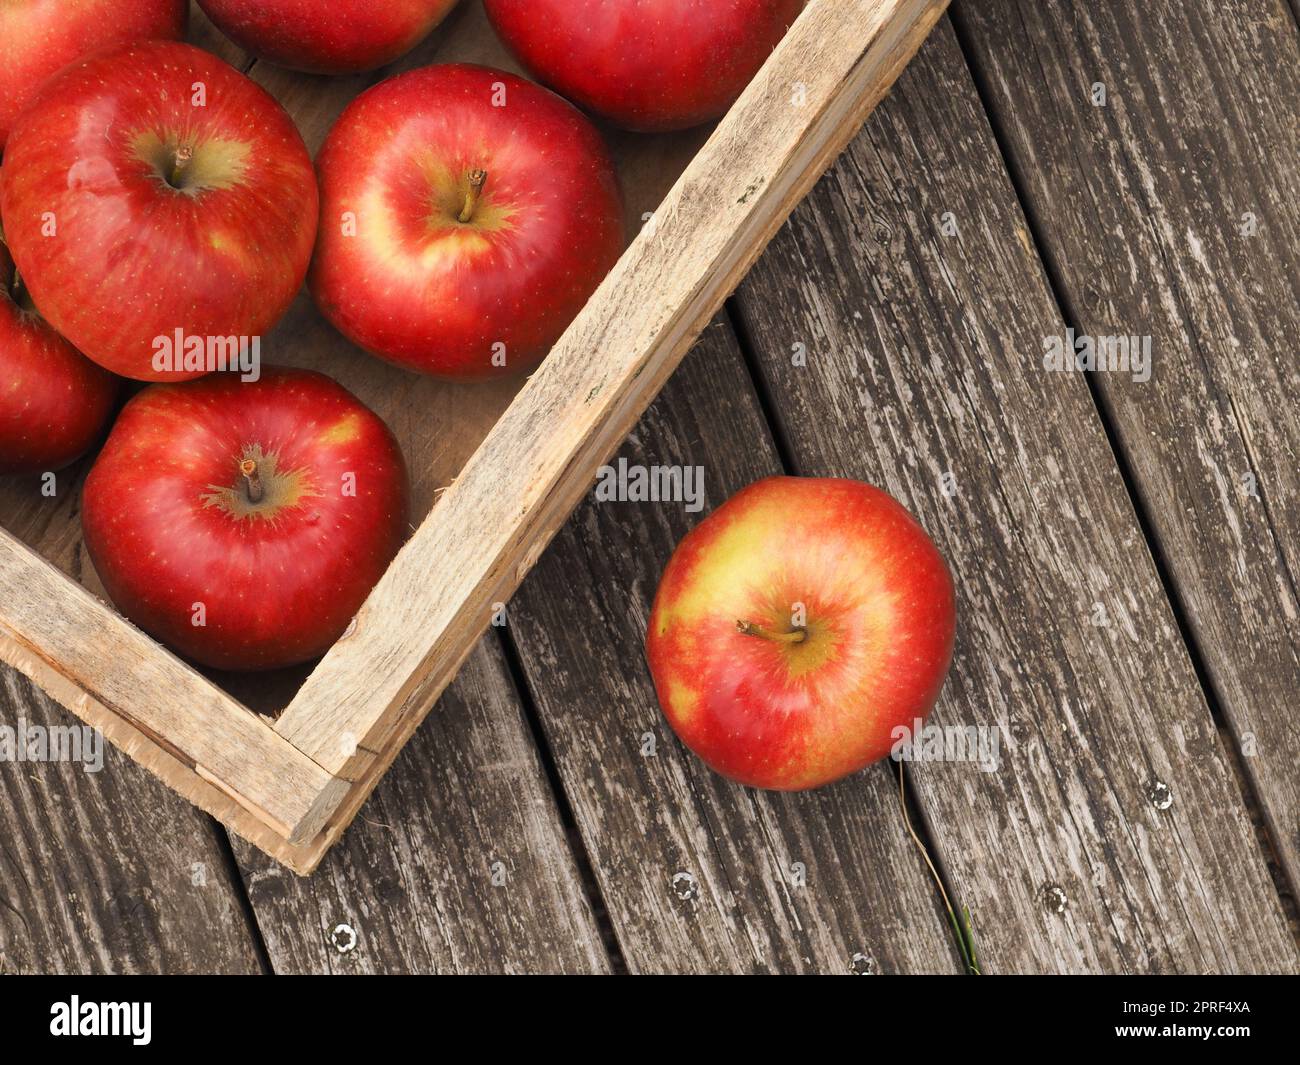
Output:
top-left (484, 0), bottom-right (806, 132)
top-left (81, 367), bottom-right (409, 672)
top-left (0, 239), bottom-right (118, 476)
top-left (647, 476), bottom-right (956, 790)
top-left (0, 0), bottom-right (187, 150)
top-left (309, 64), bottom-right (624, 380)
top-left (197, 0), bottom-right (461, 75)
top-left (0, 40), bottom-right (318, 383)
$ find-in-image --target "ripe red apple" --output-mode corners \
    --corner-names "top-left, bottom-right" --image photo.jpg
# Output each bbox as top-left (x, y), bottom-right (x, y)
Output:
top-left (484, 0), bottom-right (806, 132)
top-left (0, 40), bottom-right (318, 383)
top-left (0, 0), bottom-right (187, 150)
top-left (309, 63), bottom-right (624, 379)
top-left (82, 367), bottom-right (408, 671)
top-left (0, 237), bottom-right (117, 476)
top-left (647, 477), bottom-right (956, 790)
top-left (197, 0), bottom-right (461, 74)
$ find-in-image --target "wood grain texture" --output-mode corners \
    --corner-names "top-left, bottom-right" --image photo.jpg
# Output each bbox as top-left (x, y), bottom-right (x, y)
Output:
top-left (731, 20), bottom-right (1298, 972)
top-left (507, 318), bottom-right (961, 974)
top-left (0, 667), bottom-right (261, 974)
top-left (231, 637), bottom-right (611, 973)
top-left (954, 0), bottom-right (1300, 896)
top-left (274, 0), bottom-right (951, 868)
top-left (0, 535), bottom-right (347, 844)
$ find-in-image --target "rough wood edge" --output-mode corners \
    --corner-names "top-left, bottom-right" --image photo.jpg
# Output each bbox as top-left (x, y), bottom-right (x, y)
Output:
top-left (0, 532), bottom-right (344, 844)
top-left (0, 626), bottom-right (341, 873)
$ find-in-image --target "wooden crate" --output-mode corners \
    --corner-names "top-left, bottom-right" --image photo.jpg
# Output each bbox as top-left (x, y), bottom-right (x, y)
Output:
top-left (0, 0), bottom-right (948, 874)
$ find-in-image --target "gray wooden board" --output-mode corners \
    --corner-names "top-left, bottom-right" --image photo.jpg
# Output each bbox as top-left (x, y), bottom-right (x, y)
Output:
top-left (507, 317), bottom-right (962, 975)
top-left (0, 668), bottom-right (263, 973)
top-left (954, 0), bottom-right (1300, 899)
top-left (730, 19), bottom-right (1298, 972)
top-left (230, 636), bottom-right (611, 973)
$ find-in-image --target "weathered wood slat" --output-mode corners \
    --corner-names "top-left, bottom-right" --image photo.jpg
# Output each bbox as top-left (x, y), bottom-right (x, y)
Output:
top-left (230, 638), bottom-right (611, 973)
top-left (0, 535), bottom-right (348, 846)
top-left (0, 668), bottom-right (262, 974)
top-left (731, 20), bottom-right (1298, 971)
top-left (507, 319), bottom-right (961, 974)
top-left (955, 0), bottom-right (1300, 898)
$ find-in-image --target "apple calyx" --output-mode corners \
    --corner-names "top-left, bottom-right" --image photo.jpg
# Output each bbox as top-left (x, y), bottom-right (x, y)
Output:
top-left (240, 458), bottom-right (265, 504)
top-left (458, 168), bottom-right (489, 223)
top-left (736, 619), bottom-right (808, 645)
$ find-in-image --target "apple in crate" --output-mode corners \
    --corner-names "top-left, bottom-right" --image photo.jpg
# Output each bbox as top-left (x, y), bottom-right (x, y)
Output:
top-left (82, 368), bottom-right (408, 672)
top-left (647, 477), bottom-right (956, 790)
top-left (484, 0), bottom-right (806, 132)
top-left (310, 64), bottom-right (623, 379)
top-left (197, 0), bottom-right (461, 75)
top-left (0, 41), bottom-right (318, 383)
top-left (0, 237), bottom-right (117, 476)
top-left (0, 0), bottom-right (187, 150)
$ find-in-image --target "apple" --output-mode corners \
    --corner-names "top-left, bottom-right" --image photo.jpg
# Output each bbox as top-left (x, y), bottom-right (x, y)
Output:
top-left (484, 0), bottom-right (806, 132)
top-left (309, 64), bottom-right (624, 379)
top-left (0, 40), bottom-right (318, 383)
top-left (0, 0), bottom-right (186, 150)
top-left (197, 0), bottom-right (461, 74)
top-left (81, 367), bottom-right (408, 671)
top-left (0, 235), bottom-right (117, 476)
top-left (647, 476), bottom-right (956, 790)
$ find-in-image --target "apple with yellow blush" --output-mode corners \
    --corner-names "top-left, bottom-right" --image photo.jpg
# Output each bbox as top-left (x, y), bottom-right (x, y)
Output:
top-left (647, 476), bottom-right (956, 790)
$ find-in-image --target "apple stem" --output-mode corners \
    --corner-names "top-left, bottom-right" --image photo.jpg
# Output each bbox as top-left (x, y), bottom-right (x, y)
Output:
top-left (168, 144), bottom-right (195, 189)
top-left (458, 169), bottom-right (489, 223)
top-left (736, 620), bottom-right (808, 644)
top-left (240, 458), bottom-right (264, 504)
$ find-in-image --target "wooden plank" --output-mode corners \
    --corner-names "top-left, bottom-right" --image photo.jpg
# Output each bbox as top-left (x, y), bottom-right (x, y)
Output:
top-left (230, 637), bottom-right (611, 973)
top-left (0, 667), bottom-right (262, 974)
top-left (507, 318), bottom-right (961, 974)
top-left (273, 0), bottom-right (951, 822)
top-left (955, 0), bottom-right (1300, 897)
top-left (730, 19), bottom-right (1298, 972)
top-left (0, 535), bottom-right (348, 846)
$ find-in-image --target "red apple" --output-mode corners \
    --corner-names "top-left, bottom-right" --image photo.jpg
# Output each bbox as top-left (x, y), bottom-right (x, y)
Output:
top-left (647, 476), bottom-right (956, 790)
top-left (0, 236), bottom-right (117, 476)
top-left (0, 40), bottom-right (318, 383)
top-left (0, 0), bottom-right (187, 150)
top-left (484, 0), bottom-right (806, 132)
top-left (82, 367), bottom-right (408, 671)
top-left (309, 63), bottom-right (624, 379)
top-left (197, 0), bottom-right (461, 74)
